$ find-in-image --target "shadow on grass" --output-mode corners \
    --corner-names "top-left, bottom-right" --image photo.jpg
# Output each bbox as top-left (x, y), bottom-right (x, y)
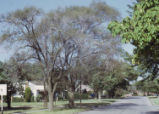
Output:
top-left (3, 100), bottom-right (114, 113)
top-left (77, 103), bottom-right (110, 107)
top-left (4, 106), bottom-right (31, 111)
top-left (52, 103), bottom-right (109, 113)
top-left (63, 102), bottom-right (111, 109)
top-left (102, 99), bottom-right (116, 102)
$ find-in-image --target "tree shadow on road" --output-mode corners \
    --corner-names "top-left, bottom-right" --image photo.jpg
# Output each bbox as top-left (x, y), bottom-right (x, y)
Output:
top-left (146, 111), bottom-right (159, 114)
top-left (96, 103), bottom-right (138, 110)
top-left (123, 96), bottom-right (144, 100)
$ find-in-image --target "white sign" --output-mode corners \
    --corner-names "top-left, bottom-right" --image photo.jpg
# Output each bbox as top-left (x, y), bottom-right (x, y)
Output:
top-left (0, 84), bottom-right (7, 96)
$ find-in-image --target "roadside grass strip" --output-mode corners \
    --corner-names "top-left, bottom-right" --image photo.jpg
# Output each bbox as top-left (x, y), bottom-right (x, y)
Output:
top-left (3, 99), bottom-right (117, 114)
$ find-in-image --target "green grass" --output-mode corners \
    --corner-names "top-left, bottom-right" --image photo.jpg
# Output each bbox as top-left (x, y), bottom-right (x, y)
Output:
top-left (148, 96), bottom-right (159, 105)
top-left (29, 109), bottom-right (86, 114)
top-left (3, 99), bottom-right (117, 114)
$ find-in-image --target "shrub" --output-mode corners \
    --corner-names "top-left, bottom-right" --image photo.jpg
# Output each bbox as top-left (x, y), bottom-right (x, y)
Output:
top-left (12, 97), bottom-right (24, 102)
top-left (24, 87), bottom-right (32, 102)
top-left (31, 96), bottom-right (34, 102)
top-left (74, 93), bottom-right (89, 99)
top-left (132, 91), bottom-right (138, 96)
top-left (36, 95), bottom-right (41, 102)
top-left (114, 89), bottom-right (126, 97)
top-left (58, 95), bottom-right (65, 100)
top-left (82, 93), bottom-right (89, 99)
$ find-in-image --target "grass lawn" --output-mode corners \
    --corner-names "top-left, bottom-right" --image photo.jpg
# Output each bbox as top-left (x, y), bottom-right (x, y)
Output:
top-left (3, 99), bottom-right (117, 114)
top-left (29, 109), bottom-right (86, 114)
top-left (148, 96), bottom-right (159, 105)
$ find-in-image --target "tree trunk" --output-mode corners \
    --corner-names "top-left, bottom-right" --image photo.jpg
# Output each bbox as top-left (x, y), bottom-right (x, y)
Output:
top-left (68, 90), bottom-right (75, 108)
top-left (98, 90), bottom-right (101, 102)
top-left (43, 90), bottom-right (48, 108)
top-left (43, 82), bottom-right (48, 108)
top-left (95, 91), bottom-right (98, 99)
top-left (66, 84), bottom-right (75, 108)
top-left (108, 90), bottom-right (115, 98)
top-left (47, 78), bottom-right (57, 111)
top-left (80, 79), bottom-right (82, 104)
top-left (48, 91), bottom-right (54, 111)
top-left (7, 92), bottom-right (11, 109)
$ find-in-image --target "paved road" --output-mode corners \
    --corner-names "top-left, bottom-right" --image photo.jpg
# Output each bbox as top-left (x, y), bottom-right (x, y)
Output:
top-left (79, 96), bottom-right (159, 114)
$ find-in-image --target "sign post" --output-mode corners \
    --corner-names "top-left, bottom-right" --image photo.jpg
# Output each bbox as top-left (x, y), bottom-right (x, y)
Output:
top-left (1, 95), bottom-right (3, 114)
top-left (0, 84), bottom-right (7, 114)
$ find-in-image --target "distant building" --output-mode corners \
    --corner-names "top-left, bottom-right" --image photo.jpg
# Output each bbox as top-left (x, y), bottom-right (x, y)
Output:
top-left (23, 81), bottom-right (44, 97)
top-left (13, 81), bottom-right (93, 100)
top-left (13, 81), bottom-right (44, 99)
top-left (76, 85), bottom-right (93, 92)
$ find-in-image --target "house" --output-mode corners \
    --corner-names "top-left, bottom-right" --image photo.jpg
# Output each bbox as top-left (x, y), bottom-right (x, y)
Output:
top-left (13, 81), bottom-right (93, 100)
top-left (76, 85), bottom-right (93, 93)
top-left (23, 81), bottom-right (44, 97)
top-left (13, 81), bottom-right (44, 99)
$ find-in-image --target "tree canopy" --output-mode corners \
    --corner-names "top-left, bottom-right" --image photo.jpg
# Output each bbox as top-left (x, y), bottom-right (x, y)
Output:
top-left (0, 1), bottom-right (121, 110)
top-left (108, 0), bottom-right (159, 80)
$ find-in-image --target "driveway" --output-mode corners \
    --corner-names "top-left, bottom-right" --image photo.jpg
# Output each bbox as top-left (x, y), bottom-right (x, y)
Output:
top-left (79, 96), bottom-right (159, 114)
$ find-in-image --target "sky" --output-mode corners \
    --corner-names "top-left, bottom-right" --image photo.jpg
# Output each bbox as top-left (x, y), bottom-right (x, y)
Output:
top-left (0, 0), bottom-right (135, 62)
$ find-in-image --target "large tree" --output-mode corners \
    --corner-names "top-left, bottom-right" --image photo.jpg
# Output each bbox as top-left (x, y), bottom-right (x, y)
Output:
top-left (53, 2), bottom-right (120, 107)
top-left (0, 2), bottom-right (120, 110)
top-left (108, 0), bottom-right (159, 80)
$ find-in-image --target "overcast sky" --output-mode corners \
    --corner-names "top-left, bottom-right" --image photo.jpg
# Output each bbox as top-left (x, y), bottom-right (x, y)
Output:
top-left (0, 0), bottom-right (135, 62)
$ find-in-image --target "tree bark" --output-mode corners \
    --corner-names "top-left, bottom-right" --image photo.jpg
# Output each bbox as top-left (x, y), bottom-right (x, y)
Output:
top-left (98, 90), bottom-right (101, 102)
top-left (48, 91), bottom-right (54, 111)
top-left (7, 91), bottom-right (11, 109)
top-left (67, 90), bottom-right (75, 108)
top-left (80, 80), bottom-right (82, 104)
top-left (66, 84), bottom-right (75, 108)
top-left (43, 82), bottom-right (48, 108)
top-left (43, 90), bottom-right (48, 108)
top-left (108, 90), bottom-right (115, 98)
top-left (47, 77), bottom-right (58, 111)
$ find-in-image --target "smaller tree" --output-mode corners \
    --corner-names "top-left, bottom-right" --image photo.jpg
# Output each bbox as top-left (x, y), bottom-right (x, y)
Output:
top-left (0, 61), bottom-right (17, 109)
top-left (91, 72), bottom-right (104, 100)
top-left (24, 87), bottom-right (32, 102)
top-left (136, 79), bottom-right (159, 96)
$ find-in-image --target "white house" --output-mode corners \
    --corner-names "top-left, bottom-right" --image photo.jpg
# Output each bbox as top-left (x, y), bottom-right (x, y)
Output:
top-left (13, 81), bottom-right (44, 99)
top-left (23, 81), bottom-right (44, 98)
top-left (76, 85), bottom-right (93, 92)
top-left (13, 81), bottom-right (93, 99)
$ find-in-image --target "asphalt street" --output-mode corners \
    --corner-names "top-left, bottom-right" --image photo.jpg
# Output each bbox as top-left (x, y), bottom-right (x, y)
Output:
top-left (79, 96), bottom-right (159, 114)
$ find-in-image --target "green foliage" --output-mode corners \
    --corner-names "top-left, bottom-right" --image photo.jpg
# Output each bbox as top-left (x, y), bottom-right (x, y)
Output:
top-left (24, 87), bottom-right (32, 102)
top-left (114, 89), bottom-right (127, 97)
top-left (0, 61), bottom-right (19, 108)
top-left (136, 79), bottom-right (159, 94)
top-left (36, 95), bottom-right (41, 102)
top-left (108, 0), bottom-right (159, 80)
top-left (22, 63), bottom-right (43, 81)
top-left (31, 96), bottom-right (35, 102)
top-left (103, 64), bottom-right (130, 98)
top-left (74, 93), bottom-right (89, 99)
top-left (132, 91), bottom-right (138, 96)
top-left (0, 61), bottom-right (7, 81)
top-left (90, 59), bottom-right (138, 98)
top-left (91, 73), bottom-right (104, 92)
top-left (12, 97), bottom-right (24, 102)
